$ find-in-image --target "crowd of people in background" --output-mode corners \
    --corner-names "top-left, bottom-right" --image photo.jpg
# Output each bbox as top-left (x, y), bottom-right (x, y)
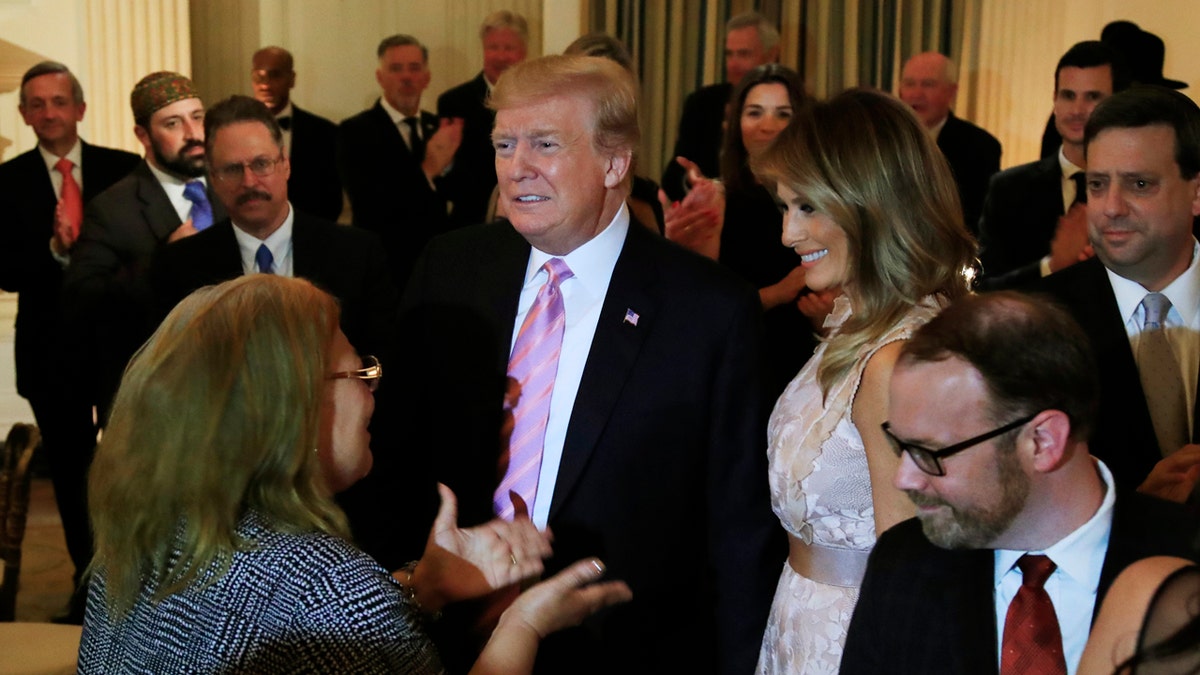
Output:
top-left (0, 6), bottom-right (1197, 674)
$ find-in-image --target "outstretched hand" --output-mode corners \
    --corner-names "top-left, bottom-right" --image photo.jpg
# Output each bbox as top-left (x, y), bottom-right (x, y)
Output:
top-left (501, 558), bottom-right (633, 639)
top-left (1138, 444), bottom-right (1200, 504)
top-left (411, 484), bottom-right (552, 610)
top-left (660, 158), bottom-right (725, 260)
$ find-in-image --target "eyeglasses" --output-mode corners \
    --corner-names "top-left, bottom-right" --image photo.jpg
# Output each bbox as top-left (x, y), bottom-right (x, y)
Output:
top-left (880, 414), bottom-right (1036, 477)
top-left (212, 155), bottom-right (285, 184)
top-left (328, 355), bottom-right (382, 392)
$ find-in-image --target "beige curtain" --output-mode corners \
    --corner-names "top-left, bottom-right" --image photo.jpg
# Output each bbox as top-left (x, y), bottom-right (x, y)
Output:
top-left (84, 0), bottom-right (193, 153)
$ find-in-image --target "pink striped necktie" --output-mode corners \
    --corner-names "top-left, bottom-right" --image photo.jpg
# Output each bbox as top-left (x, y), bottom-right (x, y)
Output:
top-left (495, 258), bottom-right (574, 520)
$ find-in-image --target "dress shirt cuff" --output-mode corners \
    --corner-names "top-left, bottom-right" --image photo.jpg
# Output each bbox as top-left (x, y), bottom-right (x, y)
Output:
top-left (48, 237), bottom-right (70, 267)
top-left (1039, 255), bottom-right (1053, 277)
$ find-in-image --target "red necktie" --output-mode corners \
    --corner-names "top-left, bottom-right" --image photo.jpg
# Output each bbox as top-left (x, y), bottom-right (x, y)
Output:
top-left (1001, 554), bottom-right (1067, 675)
top-left (55, 157), bottom-right (83, 239)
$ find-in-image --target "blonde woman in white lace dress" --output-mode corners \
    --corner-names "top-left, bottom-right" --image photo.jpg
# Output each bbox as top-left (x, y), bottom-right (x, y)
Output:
top-left (750, 89), bottom-right (977, 674)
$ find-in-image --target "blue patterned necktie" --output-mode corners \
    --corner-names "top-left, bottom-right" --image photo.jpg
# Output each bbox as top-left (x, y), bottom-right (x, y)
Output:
top-left (182, 181), bottom-right (214, 231)
top-left (255, 244), bottom-right (274, 275)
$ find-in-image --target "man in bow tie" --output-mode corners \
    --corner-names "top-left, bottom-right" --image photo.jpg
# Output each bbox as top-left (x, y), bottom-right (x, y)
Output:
top-left (250, 46), bottom-right (342, 222)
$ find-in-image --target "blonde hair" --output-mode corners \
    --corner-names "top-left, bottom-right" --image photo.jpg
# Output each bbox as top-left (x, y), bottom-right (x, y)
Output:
top-left (488, 54), bottom-right (640, 164)
top-left (480, 9), bottom-right (528, 44)
top-left (753, 88), bottom-right (977, 394)
top-left (88, 275), bottom-right (348, 617)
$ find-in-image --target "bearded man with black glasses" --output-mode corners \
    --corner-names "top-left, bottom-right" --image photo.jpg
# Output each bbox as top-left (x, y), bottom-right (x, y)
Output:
top-left (841, 291), bottom-right (1196, 675)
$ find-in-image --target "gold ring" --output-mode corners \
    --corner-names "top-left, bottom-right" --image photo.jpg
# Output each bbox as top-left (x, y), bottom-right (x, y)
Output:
top-left (510, 553), bottom-right (518, 566)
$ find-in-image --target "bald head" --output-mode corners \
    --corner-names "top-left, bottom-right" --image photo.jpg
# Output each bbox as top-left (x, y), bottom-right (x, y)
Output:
top-left (251, 46), bottom-right (295, 114)
top-left (899, 52), bottom-right (959, 129)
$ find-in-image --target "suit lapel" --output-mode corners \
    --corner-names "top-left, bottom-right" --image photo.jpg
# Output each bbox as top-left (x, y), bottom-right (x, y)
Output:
top-left (291, 212), bottom-right (319, 280)
top-left (549, 224), bottom-right (657, 520)
top-left (483, 223), bottom-right (530, 367)
top-left (135, 163), bottom-right (183, 240)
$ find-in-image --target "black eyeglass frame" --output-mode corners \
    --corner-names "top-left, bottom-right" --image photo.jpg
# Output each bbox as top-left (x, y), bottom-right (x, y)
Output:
top-left (329, 355), bottom-right (383, 392)
top-left (880, 413), bottom-right (1037, 477)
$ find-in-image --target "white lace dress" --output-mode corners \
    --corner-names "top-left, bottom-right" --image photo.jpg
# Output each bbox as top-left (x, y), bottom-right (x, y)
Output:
top-left (756, 295), bottom-right (945, 674)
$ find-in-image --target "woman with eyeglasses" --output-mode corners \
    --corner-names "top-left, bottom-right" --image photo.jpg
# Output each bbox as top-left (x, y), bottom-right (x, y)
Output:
top-left (79, 275), bottom-right (630, 674)
top-left (751, 89), bottom-right (977, 673)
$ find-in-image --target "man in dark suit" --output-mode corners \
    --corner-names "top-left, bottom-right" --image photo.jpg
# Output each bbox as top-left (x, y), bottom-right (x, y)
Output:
top-left (898, 52), bottom-right (1001, 234)
top-left (0, 61), bottom-right (139, 621)
top-left (1036, 86), bottom-right (1200, 498)
top-left (841, 292), bottom-right (1196, 675)
top-left (339, 34), bottom-right (461, 286)
top-left (151, 95), bottom-right (401, 566)
top-left (978, 41), bottom-right (1128, 288)
top-left (661, 11), bottom-right (779, 200)
top-left (400, 55), bottom-right (780, 674)
top-left (437, 10), bottom-right (528, 227)
top-left (64, 71), bottom-right (226, 423)
top-left (251, 46), bottom-right (342, 221)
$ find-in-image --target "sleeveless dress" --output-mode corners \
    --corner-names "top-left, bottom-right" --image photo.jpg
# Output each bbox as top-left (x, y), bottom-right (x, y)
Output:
top-left (757, 295), bottom-right (945, 674)
top-left (1130, 564), bottom-right (1200, 675)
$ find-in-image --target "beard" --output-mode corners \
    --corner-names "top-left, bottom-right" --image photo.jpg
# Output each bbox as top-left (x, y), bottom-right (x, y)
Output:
top-left (908, 443), bottom-right (1030, 549)
top-left (153, 138), bottom-right (206, 178)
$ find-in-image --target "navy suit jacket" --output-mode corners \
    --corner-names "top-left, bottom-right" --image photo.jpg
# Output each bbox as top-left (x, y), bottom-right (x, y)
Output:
top-left (338, 102), bottom-right (448, 287)
top-left (936, 111), bottom-right (1002, 236)
top-left (398, 219), bottom-right (783, 674)
top-left (978, 155), bottom-right (1064, 288)
top-left (661, 82), bottom-right (732, 201)
top-left (0, 142), bottom-right (139, 399)
top-left (1034, 257), bottom-right (1200, 490)
top-left (841, 490), bottom-right (1198, 675)
top-left (286, 104), bottom-right (342, 222)
top-left (436, 73), bottom-right (496, 227)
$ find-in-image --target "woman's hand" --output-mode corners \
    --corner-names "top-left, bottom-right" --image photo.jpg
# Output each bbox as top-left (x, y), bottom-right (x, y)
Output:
top-left (660, 157), bottom-right (725, 260)
top-left (500, 558), bottom-right (633, 638)
top-left (406, 484), bottom-right (552, 611)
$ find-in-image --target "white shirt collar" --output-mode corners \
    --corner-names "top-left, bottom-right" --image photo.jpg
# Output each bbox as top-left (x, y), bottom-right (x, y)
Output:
top-left (928, 114), bottom-right (949, 139)
top-left (1058, 145), bottom-right (1085, 179)
top-left (275, 101), bottom-right (294, 120)
top-left (1106, 239), bottom-right (1200, 329)
top-left (994, 458), bottom-right (1116, 589)
top-left (37, 138), bottom-right (82, 172)
top-left (379, 96), bottom-right (422, 127)
top-left (232, 202), bottom-right (295, 276)
top-left (522, 203), bottom-right (630, 295)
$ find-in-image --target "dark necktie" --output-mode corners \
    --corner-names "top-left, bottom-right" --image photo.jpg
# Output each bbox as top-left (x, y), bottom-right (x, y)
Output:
top-left (404, 117), bottom-right (425, 160)
top-left (182, 181), bottom-right (214, 231)
top-left (1001, 554), bottom-right (1066, 675)
top-left (277, 116), bottom-right (292, 131)
top-left (1070, 171), bottom-right (1087, 206)
top-left (255, 244), bottom-right (274, 275)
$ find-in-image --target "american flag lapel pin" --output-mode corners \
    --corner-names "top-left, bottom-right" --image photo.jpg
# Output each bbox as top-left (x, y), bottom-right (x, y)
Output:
top-left (623, 308), bottom-right (640, 326)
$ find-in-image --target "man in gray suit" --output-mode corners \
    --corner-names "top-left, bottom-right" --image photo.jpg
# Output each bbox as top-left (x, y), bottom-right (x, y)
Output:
top-left (64, 71), bottom-right (226, 420)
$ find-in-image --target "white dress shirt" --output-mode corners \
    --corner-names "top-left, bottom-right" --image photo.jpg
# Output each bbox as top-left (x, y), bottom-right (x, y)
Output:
top-left (1105, 239), bottom-right (1200, 435)
top-left (509, 204), bottom-right (630, 529)
top-left (146, 162), bottom-right (209, 224)
top-left (993, 459), bottom-right (1117, 675)
top-left (232, 202), bottom-right (295, 277)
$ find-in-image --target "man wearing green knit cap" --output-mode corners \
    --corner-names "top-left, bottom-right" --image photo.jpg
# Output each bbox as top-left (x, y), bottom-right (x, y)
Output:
top-left (64, 70), bottom-right (227, 423)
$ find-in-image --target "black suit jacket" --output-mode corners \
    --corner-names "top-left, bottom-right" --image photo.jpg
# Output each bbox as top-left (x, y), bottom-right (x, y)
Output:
top-left (0, 142), bottom-right (139, 399)
top-left (977, 155), bottom-right (1064, 288)
top-left (338, 102), bottom-right (448, 287)
top-left (63, 161), bottom-right (227, 415)
top-left (436, 73), bottom-right (496, 227)
top-left (1034, 257), bottom-right (1200, 489)
top-left (149, 212), bottom-right (402, 566)
top-left (398, 219), bottom-right (783, 674)
top-left (841, 490), bottom-right (1198, 675)
top-left (286, 105), bottom-right (342, 222)
top-left (661, 82), bottom-right (732, 201)
top-left (937, 112), bottom-right (1002, 236)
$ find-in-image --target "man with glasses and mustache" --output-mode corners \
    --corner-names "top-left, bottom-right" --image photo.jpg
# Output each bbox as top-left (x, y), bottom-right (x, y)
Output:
top-left (150, 94), bottom-right (400, 566)
top-left (64, 71), bottom-right (226, 421)
top-left (840, 292), bottom-right (1196, 675)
